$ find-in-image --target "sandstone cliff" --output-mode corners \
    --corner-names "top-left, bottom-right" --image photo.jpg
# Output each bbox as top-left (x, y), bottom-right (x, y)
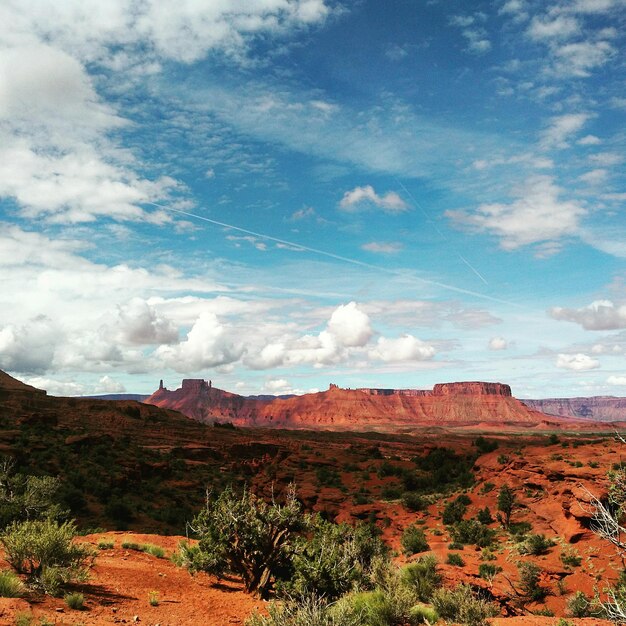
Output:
top-left (145, 379), bottom-right (560, 431)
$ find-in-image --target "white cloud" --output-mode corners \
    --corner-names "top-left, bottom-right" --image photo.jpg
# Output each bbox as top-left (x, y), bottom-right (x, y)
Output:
top-left (577, 134), bottom-right (601, 145)
top-left (550, 300), bottom-right (626, 330)
top-left (369, 335), bottom-right (436, 362)
top-left (488, 337), bottom-right (509, 350)
top-left (608, 375), bottom-right (626, 386)
top-left (553, 40), bottom-right (615, 77)
top-left (155, 311), bottom-right (244, 373)
top-left (540, 113), bottom-right (590, 149)
top-left (527, 15), bottom-right (580, 41)
top-left (446, 175), bottom-right (585, 251)
top-left (326, 302), bottom-right (372, 348)
top-left (95, 375), bottom-right (126, 393)
top-left (556, 353), bottom-right (600, 371)
top-left (23, 376), bottom-right (86, 397)
top-left (589, 152), bottom-right (623, 166)
top-left (339, 185), bottom-right (408, 213)
top-left (361, 242), bottom-right (403, 254)
top-left (0, 316), bottom-right (60, 374)
top-left (264, 378), bottom-right (290, 392)
top-left (579, 168), bottom-right (608, 185)
top-left (113, 298), bottom-right (179, 345)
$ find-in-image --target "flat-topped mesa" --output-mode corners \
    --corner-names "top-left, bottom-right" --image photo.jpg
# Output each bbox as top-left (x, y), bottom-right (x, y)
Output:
top-left (433, 382), bottom-right (512, 397)
top-left (180, 379), bottom-right (212, 392)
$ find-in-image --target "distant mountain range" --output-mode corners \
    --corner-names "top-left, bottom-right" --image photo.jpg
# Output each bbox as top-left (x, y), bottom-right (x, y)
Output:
top-left (523, 397), bottom-right (626, 422)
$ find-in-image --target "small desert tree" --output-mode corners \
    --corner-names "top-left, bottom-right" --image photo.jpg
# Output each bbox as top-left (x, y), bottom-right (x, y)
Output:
top-left (497, 485), bottom-right (516, 529)
top-left (187, 485), bottom-right (304, 598)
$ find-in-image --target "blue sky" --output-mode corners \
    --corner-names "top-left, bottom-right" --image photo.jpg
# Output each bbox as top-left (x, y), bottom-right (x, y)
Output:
top-left (0, 0), bottom-right (625, 399)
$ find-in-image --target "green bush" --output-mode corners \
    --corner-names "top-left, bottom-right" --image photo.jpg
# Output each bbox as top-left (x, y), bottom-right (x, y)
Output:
top-left (141, 543), bottom-right (165, 558)
top-left (401, 525), bottom-right (429, 555)
top-left (447, 553), bottom-right (465, 567)
top-left (189, 486), bottom-right (304, 598)
top-left (246, 593), bottom-right (362, 626)
top-left (517, 561), bottom-right (547, 602)
top-left (442, 498), bottom-right (467, 525)
top-left (402, 492), bottom-right (425, 512)
top-left (474, 437), bottom-right (498, 454)
top-left (409, 604), bottom-right (439, 624)
top-left (284, 519), bottom-right (388, 600)
top-left (97, 539), bottom-right (114, 550)
top-left (400, 555), bottom-right (442, 602)
top-left (566, 590), bottom-right (589, 617)
top-left (496, 485), bottom-right (516, 529)
top-left (478, 563), bottom-right (502, 580)
top-left (1, 519), bottom-right (92, 595)
top-left (476, 508), bottom-right (493, 525)
top-left (0, 569), bottom-right (24, 597)
top-left (432, 584), bottom-right (498, 626)
top-left (64, 591), bottom-right (84, 610)
top-left (450, 520), bottom-right (495, 548)
top-left (519, 534), bottom-right (555, 556)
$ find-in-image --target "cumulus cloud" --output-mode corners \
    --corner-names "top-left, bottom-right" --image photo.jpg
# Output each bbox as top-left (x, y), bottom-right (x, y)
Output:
top-left (94, 375), bottom-right (126, 393)
top-left (114, 298), bottom-right (179, 345)
top-left (339, 185), bottom-right (408, 213)
top-left (0, 316), bottom-right (60, 374)
top-left (608, 375), bottom-right (626, 386)
top-left (327, 302), bottom-right (373, 348)
top-left (556, 353), bottom-right (600, 371)
top-left (361, 241), bottom-right (403, 254)
top-left (488, 337), bottom-right (509, 350)
top-left (155, 312), bottom-right (244, 373)
top-left (550, 300), bottom-right (626, 330)
top-left (446, 175), bottom-right (585, 252)
top-left (369, 335), bottom-right (435, 362)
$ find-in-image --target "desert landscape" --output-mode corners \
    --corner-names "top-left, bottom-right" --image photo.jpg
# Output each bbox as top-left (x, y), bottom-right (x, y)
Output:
top-left (0, 369), bottom-right (625, 624)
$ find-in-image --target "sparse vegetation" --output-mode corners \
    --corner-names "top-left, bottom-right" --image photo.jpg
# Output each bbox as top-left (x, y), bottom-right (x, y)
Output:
top-left (0, 569), bottom-right (24, 597)
top-left (401, 524), bottom-right (429, 555)
top-left (518, 533), bottom-right (555, 556)
top-left (496, 485), bottom-right (516, 529)
top-left (64, 591), bottom-right (84, 610)
top-left (149, 590), bottom-right (160, 606)
top-left (97, 539), bottom-right (114, 550)
top-left (432, 584), bottom-right (498, 626)
top-left (517, 561), bottom-right (547, 602)
top-left (447, 552), bottom-right (465, 567)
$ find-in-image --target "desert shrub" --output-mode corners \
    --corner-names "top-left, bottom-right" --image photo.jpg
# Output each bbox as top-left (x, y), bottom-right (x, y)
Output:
top-left (246, 594), bottom-right (361, 626)
top-left (567, 591), bottom-right (591, 617)
top-left (480, 482), bottom-right (495, 494)
top-left (442, 498), bottom-right (467, 525)
top-left (353, 493), bottom-right (372, 506)
top-left (401, 524), bottom-right (429, 555)
top-left (121, 541), bottom-right (141, 550)
top-left (548, 434), bottom-right (560, 445)
top-left (316, 467), bottom-right (342, 488)
top-left (284, 518), bottom-right (387, 600)
top-left (432, 584), bottom-right (498, 626)
top-left (480, 547), bottom-right (496, 561)
top-left (14, 612), bottom-right (32, 626)
top-left (497, 454), bottom-right (510, 464)
top-left (97, 539), bottom-right (114, 550)
top-left (141, 543), bottom-right (165, 558)
top-left (560, 549), bottom-right (582, 568)
top-left (474, 437), bottom-right (498, 454)
top-left (508, 521), bottom-right (532, 538)
top-left (402, 492), bottom-right (425, 512)
top-left (517, 561), bottom-right (547, 602)
top-left (64, 591), bottom-right (84, 610)
top-left (189, 485), bottom-right (303, 597)
top-left (149, 590), bottom-right (160, 606)
top-left (0, 569), bottom-right (24, 597)
top-left (381, 486), bottom-right (402, 501)
top-left (1, 519), bottom-right (92, 595)
top-left (450, 520), bottom-right (495, 548)
top-left (448, 541), bottom-right (464, 550)
top-left (477, 508), bottom-right (493, 525)
top-left (104, 498), bottom-right (134, 528)
top-left (0, 460), bottom-right (66, 527)
top-left (518, 534), bottom-right (555, 556)
top-left (447, 553), bottom-right (465, 567)
top-left (400, 555), bottom-right (442, 602)
top-left (496, 485), bottom-right (516, 529)
top-left (409, 604), bottom-right (439, 624)
top-left (478, 563), bottom-right (502, 580)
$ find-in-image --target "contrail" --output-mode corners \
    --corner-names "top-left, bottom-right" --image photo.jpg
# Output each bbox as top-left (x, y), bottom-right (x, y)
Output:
top-left (145, 201), bottom-right (522, 308)
top-left (393, 177), bottom-right (489, 285)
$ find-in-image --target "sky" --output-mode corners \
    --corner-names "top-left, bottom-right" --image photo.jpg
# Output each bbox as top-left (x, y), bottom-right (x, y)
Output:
top-left (0, 0), bottom-right (625, 399)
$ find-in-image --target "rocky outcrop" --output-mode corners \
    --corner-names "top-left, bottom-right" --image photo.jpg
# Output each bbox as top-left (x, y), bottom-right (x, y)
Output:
top-left (146, 379), bottom-right (563, 431)
top-left (524, 396), bottom-right (626, 422)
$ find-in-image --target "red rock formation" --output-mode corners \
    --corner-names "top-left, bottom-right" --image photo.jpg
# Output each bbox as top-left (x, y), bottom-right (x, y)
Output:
top-left (145, 379), bottom-right (568, 431)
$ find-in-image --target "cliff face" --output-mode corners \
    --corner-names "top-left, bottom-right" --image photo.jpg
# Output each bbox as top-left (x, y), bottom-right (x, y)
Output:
top-left (146, 379), bottom-right (556, 431)
top-left (524, 396), bottom-right (626, 422)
